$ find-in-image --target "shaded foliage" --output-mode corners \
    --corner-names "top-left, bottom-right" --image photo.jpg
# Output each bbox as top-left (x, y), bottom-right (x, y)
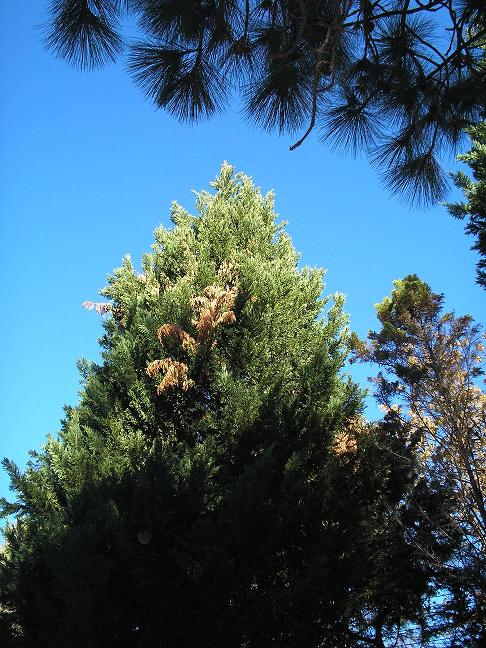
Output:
top-left (44, 1), bottom-right (486, 204)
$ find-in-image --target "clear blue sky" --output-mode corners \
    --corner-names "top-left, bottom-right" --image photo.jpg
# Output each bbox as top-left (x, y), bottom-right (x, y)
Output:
top-left (1, 3), bottom-right (484, 506)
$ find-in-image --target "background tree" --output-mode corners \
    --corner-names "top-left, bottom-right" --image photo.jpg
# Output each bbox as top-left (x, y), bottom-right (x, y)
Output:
top-left (352, 274), bottom-right (486, 646)
top-left (1, 167), bottom-right (454, 647)
top-left (44, 1), bottom-right (485, 204)
top-left (446, 122), bottom-right (486, 289)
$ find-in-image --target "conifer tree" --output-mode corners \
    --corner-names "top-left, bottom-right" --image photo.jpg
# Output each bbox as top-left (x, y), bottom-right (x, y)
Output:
top-left (1, 167), bottom-right (455, 647)
top-left (447, 122), bottom-right (486, 290)
top-left (353, 274), bottom-right (486, 646)
top-left (44, 1), bottom-right (485, 204)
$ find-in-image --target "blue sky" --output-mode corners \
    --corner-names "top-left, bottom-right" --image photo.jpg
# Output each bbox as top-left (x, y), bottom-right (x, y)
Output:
top-left (1, 3), bottom-right (484, 506)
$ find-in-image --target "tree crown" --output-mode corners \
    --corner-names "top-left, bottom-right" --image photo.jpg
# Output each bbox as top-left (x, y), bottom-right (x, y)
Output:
top-left (0, 168), bottom-right (453, 647)
top-left (45, 0), bottom-right (486, 204)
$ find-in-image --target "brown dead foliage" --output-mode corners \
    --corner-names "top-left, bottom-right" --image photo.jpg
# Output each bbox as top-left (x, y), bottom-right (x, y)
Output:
top-left (190, 285), bottom-right (237, 344)
top-left (146, 358), bottom-right (194, 393)
top-left (157, 323), bottom-right (197, 354)
top-left (332, 417), bottom-right (369, 458)
top-left (332, 431), bottom-right (358, 457)
top-left (148, 280), bottom-right (237, 396)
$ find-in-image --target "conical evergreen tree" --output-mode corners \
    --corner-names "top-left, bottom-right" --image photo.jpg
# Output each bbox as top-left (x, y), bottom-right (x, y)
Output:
top-left (0, 166), bottom-right (455, 647)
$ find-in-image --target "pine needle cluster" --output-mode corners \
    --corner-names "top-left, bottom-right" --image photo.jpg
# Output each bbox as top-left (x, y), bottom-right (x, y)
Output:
top-left (44, 1), bottom-right (485, 203)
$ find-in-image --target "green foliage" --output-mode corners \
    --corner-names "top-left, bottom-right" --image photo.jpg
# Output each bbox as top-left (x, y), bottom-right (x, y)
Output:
top-left (446, 122), bottom-right (486, 289)
top-left (1, 168), bottom-right (456, 646)
top-left (44, 1), bottom-right (486, 204)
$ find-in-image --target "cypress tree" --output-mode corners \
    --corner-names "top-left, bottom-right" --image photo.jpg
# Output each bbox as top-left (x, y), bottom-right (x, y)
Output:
top-left (0, 166), bottom-right (453, 647)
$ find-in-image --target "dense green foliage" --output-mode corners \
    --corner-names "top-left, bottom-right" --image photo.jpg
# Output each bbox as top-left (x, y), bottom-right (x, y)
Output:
top-left (353, 274), bottom-right (486, 647)
top-left (447, 122), bottom-right (486, 289)
top-left (0, 168), bottom-right (455, 647)
top-left (44, 1), bottom-right (486, 204)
